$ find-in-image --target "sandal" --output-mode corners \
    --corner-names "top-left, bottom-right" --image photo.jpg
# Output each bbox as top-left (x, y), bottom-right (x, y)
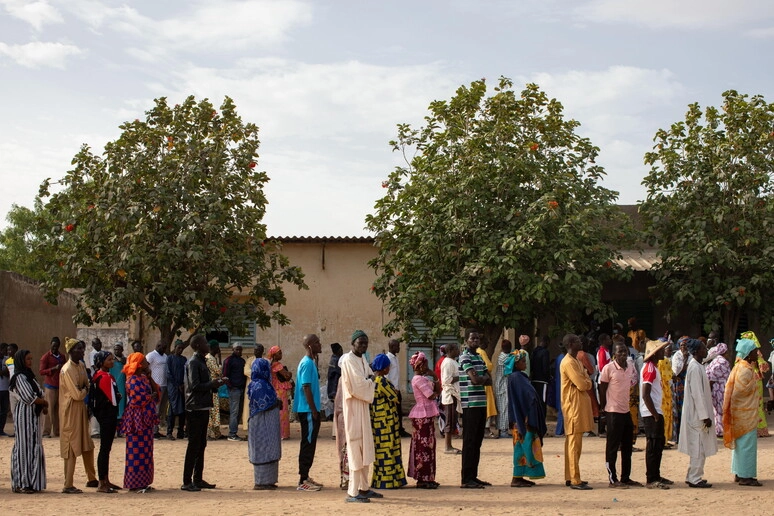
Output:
top-left (739, 478), bottom-right (762, 487)
top-left (98, 487), bottom-right (117, 494)
top-left (62, 487), bottom-right (83, 494)
top-left (444, 448), bottom-right (462, 455)
top-left (417, 482), bottom-right (437, 489)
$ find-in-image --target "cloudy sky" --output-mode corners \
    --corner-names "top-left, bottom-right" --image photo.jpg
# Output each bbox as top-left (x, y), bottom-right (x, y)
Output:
top-left (1, 0), bottom-right (773, 237)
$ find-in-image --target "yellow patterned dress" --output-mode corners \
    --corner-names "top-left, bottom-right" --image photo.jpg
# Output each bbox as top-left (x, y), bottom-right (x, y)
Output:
top-left (205, 353), bottom-right (222, 439)
top-left (369, 375), bottom-right (407, 489)
top-left (657, 357), bottom-right (673, 442)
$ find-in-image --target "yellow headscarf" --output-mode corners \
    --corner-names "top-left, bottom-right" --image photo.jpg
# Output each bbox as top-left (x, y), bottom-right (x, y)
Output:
top-left (122, 352), bottom-right (145, 376)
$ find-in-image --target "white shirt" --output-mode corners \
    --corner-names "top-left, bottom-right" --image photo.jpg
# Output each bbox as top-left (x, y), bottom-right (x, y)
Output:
top-left (146, 349), bottom-right (168, 387)
top-left (441, 357), bottom-right (460, 405)
top-left (386, 351), bottom-right (400, 390)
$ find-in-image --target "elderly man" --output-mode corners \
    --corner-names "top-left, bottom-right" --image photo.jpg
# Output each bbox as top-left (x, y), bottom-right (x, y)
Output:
top-left (599, 341), bottom-right (640, 488)
top-left (560, 333), bottom-right (593, 490)
top-left (40, 336), bottom-right (66, 438)
top-left (60, 338), bottom-right (98, 493)
top-left (341, 330), bottom-right (379, 503)
top-left (678, 338), bottom-right (716, 488)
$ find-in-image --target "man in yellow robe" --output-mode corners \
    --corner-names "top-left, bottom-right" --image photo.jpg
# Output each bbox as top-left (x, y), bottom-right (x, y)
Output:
top-left (560, 333), bottom-right (593, 490)
top-left (59, 338), bottom-right (97, 494)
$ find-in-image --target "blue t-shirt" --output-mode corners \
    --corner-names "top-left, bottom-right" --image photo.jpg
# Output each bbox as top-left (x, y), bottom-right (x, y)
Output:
top-left (293, 355), bottom-right (320, 413)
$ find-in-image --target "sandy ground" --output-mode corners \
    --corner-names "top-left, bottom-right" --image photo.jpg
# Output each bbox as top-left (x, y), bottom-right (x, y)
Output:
top-left (0, 413), bottom-right (772, 516)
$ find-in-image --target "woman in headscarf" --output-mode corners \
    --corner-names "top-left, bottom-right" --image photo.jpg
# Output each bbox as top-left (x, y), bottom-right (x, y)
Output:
top-left (507, 349), bottom-right (546, 487)
top-left (267, 346), bottom-right (293, 440)
top-left (247, 357), bottom-right (282, 490)
top-left (408, 351), bottom-right (440, 489)
top-left (656, 341), bottom-right (674, 445)
top-left (9, 349), bottom-right (48, 493)
top-left (739, 331), bottom-right (770, 437)
top-left (109, 343), bottom-right (127, 438)
top-left (120, 352), bottom-right (158, 492)
top-left (92, 350), bottom-right (121, 493)
top-left (705, 342), bottom-right (731, 437)
top-left (723, 338), bottom-right (763, 486)
top-left (369, 353), bottom-right (406, 489)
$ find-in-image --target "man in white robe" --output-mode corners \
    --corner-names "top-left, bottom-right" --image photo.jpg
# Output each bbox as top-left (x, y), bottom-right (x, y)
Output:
top-left (340, 330), bottom-right (377, 503)
top-left (678, 338), bottom-right (717, 488)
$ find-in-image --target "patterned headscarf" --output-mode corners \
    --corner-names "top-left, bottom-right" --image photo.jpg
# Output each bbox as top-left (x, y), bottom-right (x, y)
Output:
top-left (65, 337), bottom-right (79, 353)
top-left (372, 353), bottom-right (391, 372)
top-left (93, 350), bottom-right (112, 369)
top-left (351, 330), bottom-right (367, 343)
top-left (409, 351), bottom-right (427, 370)
top-left (248, 358), bottom-right (277, 418)
top-left (122, 352), bottom-right (145, 376)
top-left (740, 331), bottom-right (761, 348)
top-left (685, 338), bottom-right (702, 356)
top-left (267, 346), bottom-right (281, 360)
top-left (706, 342), bottom-right (728, 363)
top-left (504, 349), bottom-right (529, 376)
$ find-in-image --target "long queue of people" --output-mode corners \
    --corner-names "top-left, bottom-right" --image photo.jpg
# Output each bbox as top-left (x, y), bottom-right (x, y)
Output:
top-left (1, 326), bottom-right (769, 500)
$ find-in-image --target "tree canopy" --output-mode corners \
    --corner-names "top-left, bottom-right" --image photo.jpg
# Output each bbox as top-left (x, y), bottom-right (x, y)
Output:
top-left (641, 90), bottom-right (774, 346)
top-left (36, 95), bottom-right (306, 347)
top-left (0, 200), bottom-right (49, 280)
top-left (366, 77), bottom-right (633, 354)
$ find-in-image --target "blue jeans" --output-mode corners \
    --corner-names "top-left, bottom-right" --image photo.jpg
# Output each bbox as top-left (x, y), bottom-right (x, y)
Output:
top-left (228, 387), bottom-right (243, 436)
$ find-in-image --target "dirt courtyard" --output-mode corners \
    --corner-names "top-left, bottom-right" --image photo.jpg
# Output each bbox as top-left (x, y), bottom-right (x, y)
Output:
top-left (1, 413), bottom-right (772, 516)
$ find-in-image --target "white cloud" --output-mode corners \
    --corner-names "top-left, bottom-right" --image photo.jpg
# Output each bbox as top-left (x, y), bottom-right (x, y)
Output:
top-left (746, 26), bottom-right (774, 38)
top-left (578, 0), bottom-right (774, 29)
top-left (1, 0), bottom-right (62, 30)
top-left (0, 41), bottom-right (81, 68)
top-left (59, 0), bottom-right (312, 55)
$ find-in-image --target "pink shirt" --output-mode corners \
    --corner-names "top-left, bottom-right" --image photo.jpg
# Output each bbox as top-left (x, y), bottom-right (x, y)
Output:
top-left (409, 374), bottom-right (439, 419)
top-left (599, 359), bottom-right (637, 414)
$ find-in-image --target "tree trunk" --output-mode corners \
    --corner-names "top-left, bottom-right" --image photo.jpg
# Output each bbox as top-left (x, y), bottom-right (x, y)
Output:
top-left (481, 324), bottom-right (504, 360)
top-left (722, 306), bottom-right (741, 353)
top-left (158, 324), bottom-right (176, 351)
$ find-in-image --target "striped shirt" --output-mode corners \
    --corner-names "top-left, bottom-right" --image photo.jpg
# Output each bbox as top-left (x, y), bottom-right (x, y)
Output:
top-left (459, 348), bottom-right (487, 409)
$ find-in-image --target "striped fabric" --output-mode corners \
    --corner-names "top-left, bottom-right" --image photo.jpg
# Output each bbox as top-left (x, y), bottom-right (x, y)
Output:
top-left (11, 375), bottom-right (46, 491)
top-left (459, 349), bottom-right (487, 409)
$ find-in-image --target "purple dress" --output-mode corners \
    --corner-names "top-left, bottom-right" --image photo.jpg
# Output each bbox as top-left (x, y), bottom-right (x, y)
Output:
top-left (705, 353), bottom-right (730, 437)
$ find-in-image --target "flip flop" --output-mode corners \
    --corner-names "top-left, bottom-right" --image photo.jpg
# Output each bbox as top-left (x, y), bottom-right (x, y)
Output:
top-left (739, 478), bottom-right (762, 487)
top-left (444, 449), bottom-right (462, 455)
top-left (62, 487), bottom-right (83, 494)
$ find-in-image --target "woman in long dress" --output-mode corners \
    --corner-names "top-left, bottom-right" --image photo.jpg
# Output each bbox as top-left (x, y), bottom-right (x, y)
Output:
top-left (9, 349), bottom-right (48, 493)
top-left (705, 342), bottom-right (731, 437)
top-left (507, 349), bottom-right (546, 487)
top-left (408, 351), bottom-right (440, 489)
top-left (120, 353), bottom-right (158, 492)
top-left (267, 346), bottom-right (293, 440)
top-left (369, 353), bottom-right (406, 489)
top-left (723, 338), bottom-right (762, 486)
top-left (247, 357), bottom-right (282, 489)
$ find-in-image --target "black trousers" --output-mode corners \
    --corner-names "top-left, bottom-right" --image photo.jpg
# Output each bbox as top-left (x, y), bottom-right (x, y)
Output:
top-left (167, 411), bottom-right (186, 437)
top-left (461, 406), bottom-right (487, 484)
top-left (605, 412), bottom-right (633, 483)
top-left (298, 412), bottom-right (321, 483)
top-left (183, 410), bottom-right (209, 485)
top-left (96, 415), bottom-right (118, 479)
top-left (642, 415), bottom-right (665, 483)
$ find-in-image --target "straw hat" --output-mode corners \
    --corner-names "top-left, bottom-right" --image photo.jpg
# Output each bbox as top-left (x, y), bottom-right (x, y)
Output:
top-left (643, 339), bottom-right (670, 361)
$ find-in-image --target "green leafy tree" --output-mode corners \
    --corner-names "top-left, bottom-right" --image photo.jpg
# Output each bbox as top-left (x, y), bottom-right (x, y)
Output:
top-left (641, 90), bottom-right (774, 346)
top-left (0, 200), bottom-right (50, 280)
top-left (366, 77), bottom-right (633, 354)
top-left (36, 96), bottom-right (307, 347)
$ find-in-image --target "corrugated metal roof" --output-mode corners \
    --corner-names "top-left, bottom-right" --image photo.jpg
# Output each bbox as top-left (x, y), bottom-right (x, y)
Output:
top-left (614, 249), bottom-right (659, 271)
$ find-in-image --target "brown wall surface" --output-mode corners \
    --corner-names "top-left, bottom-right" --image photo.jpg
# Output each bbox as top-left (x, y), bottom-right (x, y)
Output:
top-left (254, 241), bottom-right (399, 384)
top-left (0, 271), bottom-right (77, 362)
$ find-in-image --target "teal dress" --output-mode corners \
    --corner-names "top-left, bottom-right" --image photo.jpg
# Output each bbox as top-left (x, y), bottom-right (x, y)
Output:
top-left (109, 356), bottom-right (127, 420)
